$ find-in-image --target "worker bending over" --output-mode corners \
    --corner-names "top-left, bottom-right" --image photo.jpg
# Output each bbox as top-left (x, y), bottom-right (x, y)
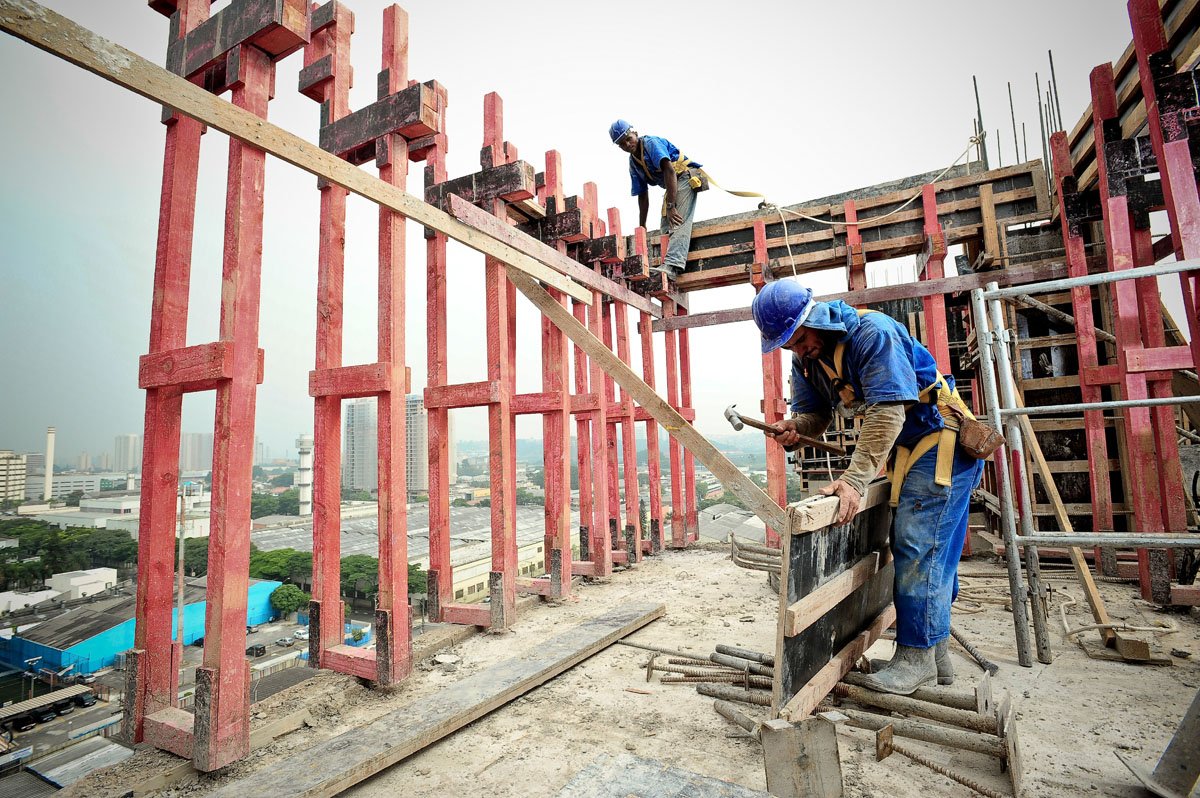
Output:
top-left (609, 119), bottom-right (704, 278)
top-left (752, 279), bottom-right (986, 695)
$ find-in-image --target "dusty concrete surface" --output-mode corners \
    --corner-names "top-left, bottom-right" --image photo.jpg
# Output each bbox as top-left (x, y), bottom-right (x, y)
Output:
top-left (65, 545), bottom-right (1199, 797)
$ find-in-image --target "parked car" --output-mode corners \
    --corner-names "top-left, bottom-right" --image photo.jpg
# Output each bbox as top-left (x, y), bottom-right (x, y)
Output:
top-left (52, 700), bottom-right (74, 716)
top-left (72, 692), bottom-right (96, 708)
top-left (245, 644), bottom-right (266, 657)
top-left (274, 637), bottom-right (295, 648)
top-left (73, 673), bottom-right (96, 685)
top-left (190, 637), bottom-right (205, 647)
top-left (30, 706), bottom-right (57, 724)
top-left (292, 628), bottom-right (309, 641)
top-left (9, 714), bottom-right (35, 732)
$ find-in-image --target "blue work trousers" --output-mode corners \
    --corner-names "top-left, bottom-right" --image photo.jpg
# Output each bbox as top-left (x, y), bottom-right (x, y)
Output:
top-left (660, 174), bottom-right (697, 273)
top-left (891, 445), bottom-right (984, 648)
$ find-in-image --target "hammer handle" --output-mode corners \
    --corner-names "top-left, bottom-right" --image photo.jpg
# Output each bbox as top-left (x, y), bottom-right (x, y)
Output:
top-left (742, 415), bottom-right (847, 456)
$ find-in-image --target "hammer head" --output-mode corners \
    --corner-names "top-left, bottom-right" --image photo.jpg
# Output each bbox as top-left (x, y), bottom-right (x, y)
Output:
top-left (723, 404), bottom-right (744, 431)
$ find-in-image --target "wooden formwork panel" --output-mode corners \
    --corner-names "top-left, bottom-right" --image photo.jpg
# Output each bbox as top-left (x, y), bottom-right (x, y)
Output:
top-left (773, 481), bottom-right (894, 721)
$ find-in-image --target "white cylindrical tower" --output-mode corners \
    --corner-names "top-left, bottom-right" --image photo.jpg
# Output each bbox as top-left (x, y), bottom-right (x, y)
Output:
top-left (296, 434), bottom-right (314, 516)
top-left (43, 426), bottom-right (55, 500)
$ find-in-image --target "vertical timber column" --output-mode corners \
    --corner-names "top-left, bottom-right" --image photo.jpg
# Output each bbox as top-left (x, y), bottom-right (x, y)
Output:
top-left (196, 44), bottom-right (272, 772)
top-left (1128, 0), bottom-right (1196, 541)
top-left (638, 303), bottom-right (665, 553)
top-left (918, 186), bottom-right (952, 373)
top-left (678, 308), bottom-right (699, 542)
top-left (751, 222), bottom-right (786, 548)
top-left (483, 93), bottom-right (518, 626)
top-left (1091, 64), bottom-right (1170, 603)
top-left (572, 299), bottom-right (595, 565)
top-left (425, 132), bottom-right (452, 617)
top-left (588, 281), bottom-right (613, 576)
top-left (129, 0), bottom-right (209, 744)
top-left (663, 300), bottom-right (685, 547)
top-left (1049, 132), bottom-right (1115, 565)
top-left (302, 0), bottom-right (352, 670)
top-left (613, 297), bottom-right (643, 562)
top-left (374, 5), bottom-right (411, 684)
top-left (539, 150), bottom-right (571, 595)
top-left (844, 200), bottom-right (867, 292)
top-left (602, 297), bottom-right (624, 558)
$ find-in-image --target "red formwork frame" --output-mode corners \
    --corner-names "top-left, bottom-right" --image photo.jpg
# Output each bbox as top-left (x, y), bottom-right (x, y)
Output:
top-left (918, 186), bottom-right (952, 374)
top-left (129, 0), bottom-right (309, 772)
top-left (1048, 131), bottom-right (1117, 570)
top-left (750, 221), bottom-right (787, 549)
top-left (845, 200), bottom-right (867, 293)
top-left (301, 3), bottom-right (436, 683)
top-left (1090, 61), bottom-right (1186, 604)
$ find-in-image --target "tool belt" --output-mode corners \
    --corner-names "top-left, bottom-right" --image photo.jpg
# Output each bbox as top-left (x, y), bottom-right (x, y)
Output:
top-left (632, 150), bottom-right (709, 198)
top-left (814, 310), bottom-right (1005, 507)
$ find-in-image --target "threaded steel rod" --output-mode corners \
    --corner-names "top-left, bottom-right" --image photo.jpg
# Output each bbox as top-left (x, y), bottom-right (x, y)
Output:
top-left (713, 700), bottom-right (761, 735)
top-left (826, 706), bottom-right (1005, 757)
top-left (892, 740), bottom-right (1008, 798)
top-left (715, 645), bottom-right (776, 667)
top-left (696, 684), bottom-right (773, 707)
top-left (842, 672), bottom-right (977, 711)
top-left (711, 652), bottom-right (774, 677)
top-left (951, 625), bottom-right (1000, 675)
top-left (835, 683), bottom-right (1000, 735)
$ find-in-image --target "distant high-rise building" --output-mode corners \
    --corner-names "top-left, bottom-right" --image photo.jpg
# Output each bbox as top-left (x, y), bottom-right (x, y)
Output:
top-left (406, 395), bottom-right (429, 496)
top-left (296, 434), bottom-right (314, 516)
top-left (77, 451), bottom-right (91, 472)
top-left (44, 427), bottom-right (55, 500)
top-left (0, 451), bottom-right (27, 503)
top-left (342, 398), bottom-right (377, 493)
top-left (24, 452), bottom-right (44, 477)
top-left (254, 439), bottom-right (270, 466)
top-left (179, 432), bottom-right (214, 471)
top-left (96, 452), bottom-right (111, 471)
top-left (114, 434), bottom-right (142, 473)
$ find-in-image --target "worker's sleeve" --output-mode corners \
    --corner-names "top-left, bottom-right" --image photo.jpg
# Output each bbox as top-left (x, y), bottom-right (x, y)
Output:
top-left (789, 354), bottom-right (832, 415)
top-left (789, 410), bottom-right (832, 438)
top-left (852, 322), bottom-right (920, 404)
top-left (839, 402), bottom-right (906, 495)
top-left (629, 159), bottom-right (647, 197)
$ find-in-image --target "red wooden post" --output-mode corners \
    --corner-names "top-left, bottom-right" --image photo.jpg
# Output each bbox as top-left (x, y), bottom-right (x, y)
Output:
top-left (845, 200), bottom-right (867, 292)
top-left (663, 300), bottom-right (685, 547)
top-left (1048, 131), bottom-right (1115, 568)
top-left (587, 285), bottom-right (613, 575)
top-left (1091, 64), bottom-right (1170, 603)
top-left (572, 298), bottom-right (596, 568)
top-left (374, 5), bottom-right (412, 684)
top-left (539, 150), bottom-right (571, 595)
top-left (425, 130), bottom-right (452, 616)
top-left (613, 288), bottom-right (643, 562)
top-left (602, 297), bottom-right (623, 558)
top-left (918, 186), bottom-right (952, 374)
top-left (751, 221), bottom-right (786, 548)
top-left (638, 290), bottom-right (665, 554)
top-left (195, 43), bottom-right (273, 771)
top-left (128, 0), bottom-right (211, 747)
top-left (678, 310), bottom-right (698, 542)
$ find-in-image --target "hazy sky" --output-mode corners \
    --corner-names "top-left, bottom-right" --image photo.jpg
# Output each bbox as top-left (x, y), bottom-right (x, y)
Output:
top-left (0, 1), bottom-right (1137, 464)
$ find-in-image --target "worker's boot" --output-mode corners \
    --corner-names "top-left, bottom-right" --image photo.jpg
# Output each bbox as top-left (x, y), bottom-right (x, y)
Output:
top-left (858, 644), bottom-right (936, 695)
top-left (869, 639), bottom-right (952, 685)
top-left (935, 639), bottom-right (954, 686)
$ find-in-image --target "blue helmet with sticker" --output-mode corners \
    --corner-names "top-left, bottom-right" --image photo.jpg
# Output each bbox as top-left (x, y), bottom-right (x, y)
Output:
top-left (609, 119), bottom-right (632, 144)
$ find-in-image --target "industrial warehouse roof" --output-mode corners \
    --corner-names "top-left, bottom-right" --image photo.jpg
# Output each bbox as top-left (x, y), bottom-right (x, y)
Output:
top-left (697, 504), bottom-right (766, 545)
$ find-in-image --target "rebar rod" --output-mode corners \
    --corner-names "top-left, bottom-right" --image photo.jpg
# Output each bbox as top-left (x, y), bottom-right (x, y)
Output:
top-left (662, 674), bottom-right (773, 688)
top-left (651, 663), bottom-right (746, 678)
top-left (730, 537), bottom-right (782, 558)
top-left (715, 645), bottom-right (776, 667)
top-left (834, 683), bottom-right (1000, 735)
top-left (825, 705), bottom-right (1006, 757)
top-left (892, 739), bottom-right (1009, 798)
top-left (842, 672), bottom-right (977, 711)
top-left (951, 625), bottom-right (1001, 675)
top-left (617, 640), bottom-right (709, 660)
top-left (1008, 82), bottom-right (1020, 165)
top-left (667, 656), bottom-right (720, 667)
top-left (696, 684), bottom-right (773, 707)
top-left (710, 652), bottom-right (774, 677)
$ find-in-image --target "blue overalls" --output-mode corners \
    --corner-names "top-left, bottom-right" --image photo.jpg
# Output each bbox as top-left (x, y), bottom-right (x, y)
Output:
top-left (790, 301), bottom-right (984, 648)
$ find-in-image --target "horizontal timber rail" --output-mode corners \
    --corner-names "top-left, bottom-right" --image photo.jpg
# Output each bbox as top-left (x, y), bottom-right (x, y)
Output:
top-left (0, 0), bottom-right (595, 307)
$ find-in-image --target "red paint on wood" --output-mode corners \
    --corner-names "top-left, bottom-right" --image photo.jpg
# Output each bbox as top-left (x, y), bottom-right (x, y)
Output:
top-left (639, 310), bottom-right (665, 552)
top-left (663, 301), bottom-right (685, 547)
top-left (918, 186), bottom-right (951, 373)
top-left (844, 200), bottom-right (866, 292)
top-left (678, 310), bottom-right (698, 542)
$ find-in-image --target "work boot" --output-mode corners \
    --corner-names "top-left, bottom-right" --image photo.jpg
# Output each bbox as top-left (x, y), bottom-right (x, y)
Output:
top-left (858, 644), bottom-right (936, 695)
top-left (869, 639), bottom-right (953, 685)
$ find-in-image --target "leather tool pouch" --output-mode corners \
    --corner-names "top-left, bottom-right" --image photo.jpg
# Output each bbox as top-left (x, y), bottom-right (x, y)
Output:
top-left (945, 405), bottom-right (1005, 460)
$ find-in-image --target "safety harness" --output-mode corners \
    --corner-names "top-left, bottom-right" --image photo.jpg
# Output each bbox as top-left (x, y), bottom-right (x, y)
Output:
top-left (812, 310), bottom-right (977, 507)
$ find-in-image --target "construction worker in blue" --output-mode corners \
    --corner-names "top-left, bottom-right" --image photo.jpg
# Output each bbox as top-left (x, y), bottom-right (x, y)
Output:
top-left (751, 278), bottom-right (985, 695)
top-left (609, 120), bottom-right (703, 278)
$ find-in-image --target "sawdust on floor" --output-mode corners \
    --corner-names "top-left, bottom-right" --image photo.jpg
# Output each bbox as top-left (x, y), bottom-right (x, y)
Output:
top-left (67, 544), bottom-right (1199, 797)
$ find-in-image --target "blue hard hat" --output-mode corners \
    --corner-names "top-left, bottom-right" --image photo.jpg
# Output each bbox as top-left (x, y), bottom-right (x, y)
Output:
top-left (609, 119), bottom-right (632, 143)
top-left (751, 279), bottom-right (816, 354)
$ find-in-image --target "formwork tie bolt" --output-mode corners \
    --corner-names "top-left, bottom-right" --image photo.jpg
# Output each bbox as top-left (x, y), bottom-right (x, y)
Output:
top-left (891, 739), bottom-right (1008, 798)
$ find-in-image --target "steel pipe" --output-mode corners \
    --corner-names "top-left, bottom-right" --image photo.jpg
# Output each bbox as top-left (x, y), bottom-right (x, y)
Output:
top-left (981, 257), bottom-right (1200, 299)
top-left (1000, 396), bottom-right (1200, 417)
top-left (1016, 533), bottom-right (1200, 548)
top-left (834, 683), bottom-right (1000, 735)
top-left (826, 705), bottom-right (1006, 758)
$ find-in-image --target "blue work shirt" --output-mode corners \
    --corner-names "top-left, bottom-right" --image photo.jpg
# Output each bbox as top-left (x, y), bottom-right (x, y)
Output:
top-left (629, 135), bottom-right (702, 196)
top-left (789, 300), bottom-right (947, 448)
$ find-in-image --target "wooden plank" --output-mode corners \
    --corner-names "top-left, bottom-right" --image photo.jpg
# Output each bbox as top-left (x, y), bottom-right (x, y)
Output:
top-left (979, 183), bottom-right (1000, 260)
top-left (786, 481), bottom-right (890, 534)
top-left (504, 271), bottom-right (789, 533)
top-left (0, 1), bottom-right (594, 306)
top-left (207, 603), bottom-right (665, 798)
top-left (446, 194), bottom-right (660, 317)
top-left (783, 550), bottom-right (892, 638)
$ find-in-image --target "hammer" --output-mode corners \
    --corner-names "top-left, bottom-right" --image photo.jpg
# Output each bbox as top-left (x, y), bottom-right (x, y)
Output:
top-left (723, 404), bottom-right (846, 456)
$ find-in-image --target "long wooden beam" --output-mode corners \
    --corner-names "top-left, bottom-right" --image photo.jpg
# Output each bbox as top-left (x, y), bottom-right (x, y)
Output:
top-left (653, 258), bottom-right (1073, 333)
top-left (0, 0), bottom-right (594, 306)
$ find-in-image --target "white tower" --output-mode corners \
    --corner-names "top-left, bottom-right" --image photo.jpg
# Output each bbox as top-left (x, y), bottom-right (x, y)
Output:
top-left (43, 426), bottom-right (55, 500)
top-left (296, 434), bottom-right (314, 516)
